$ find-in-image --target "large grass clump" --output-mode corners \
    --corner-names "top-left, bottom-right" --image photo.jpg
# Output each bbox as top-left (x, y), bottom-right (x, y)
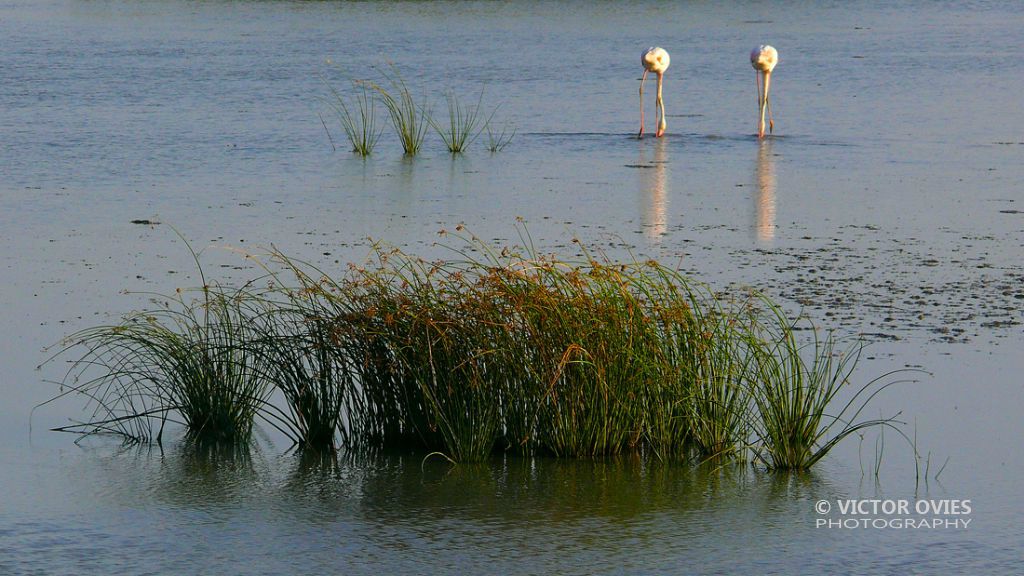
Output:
top-left (46, 227), bottom-right (910, 468)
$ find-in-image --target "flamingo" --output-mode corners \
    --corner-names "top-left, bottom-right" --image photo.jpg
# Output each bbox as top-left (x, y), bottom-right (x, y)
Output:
top-left (750, 45), bottom-right (778, 138)
top-left (639, 47), bottom-right (670, 138)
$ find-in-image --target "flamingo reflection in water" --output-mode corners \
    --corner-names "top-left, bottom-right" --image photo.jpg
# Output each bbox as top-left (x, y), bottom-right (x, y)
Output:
top-left (639, 138), bottom-right (669, 241)
top-left (754, 140), bottom-right (777, 243)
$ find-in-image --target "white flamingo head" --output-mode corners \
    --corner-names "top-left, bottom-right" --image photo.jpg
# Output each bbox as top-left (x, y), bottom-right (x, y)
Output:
top-left (750, 44), bottom-right (778, 73)
top-left (642, 46), bottom-right (670, 74)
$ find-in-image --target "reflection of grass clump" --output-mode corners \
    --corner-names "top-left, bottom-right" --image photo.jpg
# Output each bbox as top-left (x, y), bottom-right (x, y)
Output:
top-left (46, 226), bottom-right (912, 469)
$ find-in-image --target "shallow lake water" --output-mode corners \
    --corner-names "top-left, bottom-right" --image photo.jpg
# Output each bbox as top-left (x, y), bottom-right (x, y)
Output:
top-left (2, 1), bottom-right (1022, 573)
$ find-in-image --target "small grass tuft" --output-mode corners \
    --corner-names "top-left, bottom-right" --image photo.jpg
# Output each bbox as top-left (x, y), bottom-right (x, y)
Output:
top-left (371, 64), bottom-right (432, 155)
top-left (484, 114), bottom-right (516, 152)
top-left (322, 78), bottom-right (383, 156)
top-left (46, 282), bottom-right (272, 445)
top-left (746, 301), bottom-right (915, 470)
top-left (430, 89), bottom-right (486, 153)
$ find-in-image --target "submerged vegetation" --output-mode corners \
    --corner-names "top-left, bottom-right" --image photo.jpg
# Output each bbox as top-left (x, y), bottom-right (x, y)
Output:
top-left (45, 227), bottom-right (910, 469)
